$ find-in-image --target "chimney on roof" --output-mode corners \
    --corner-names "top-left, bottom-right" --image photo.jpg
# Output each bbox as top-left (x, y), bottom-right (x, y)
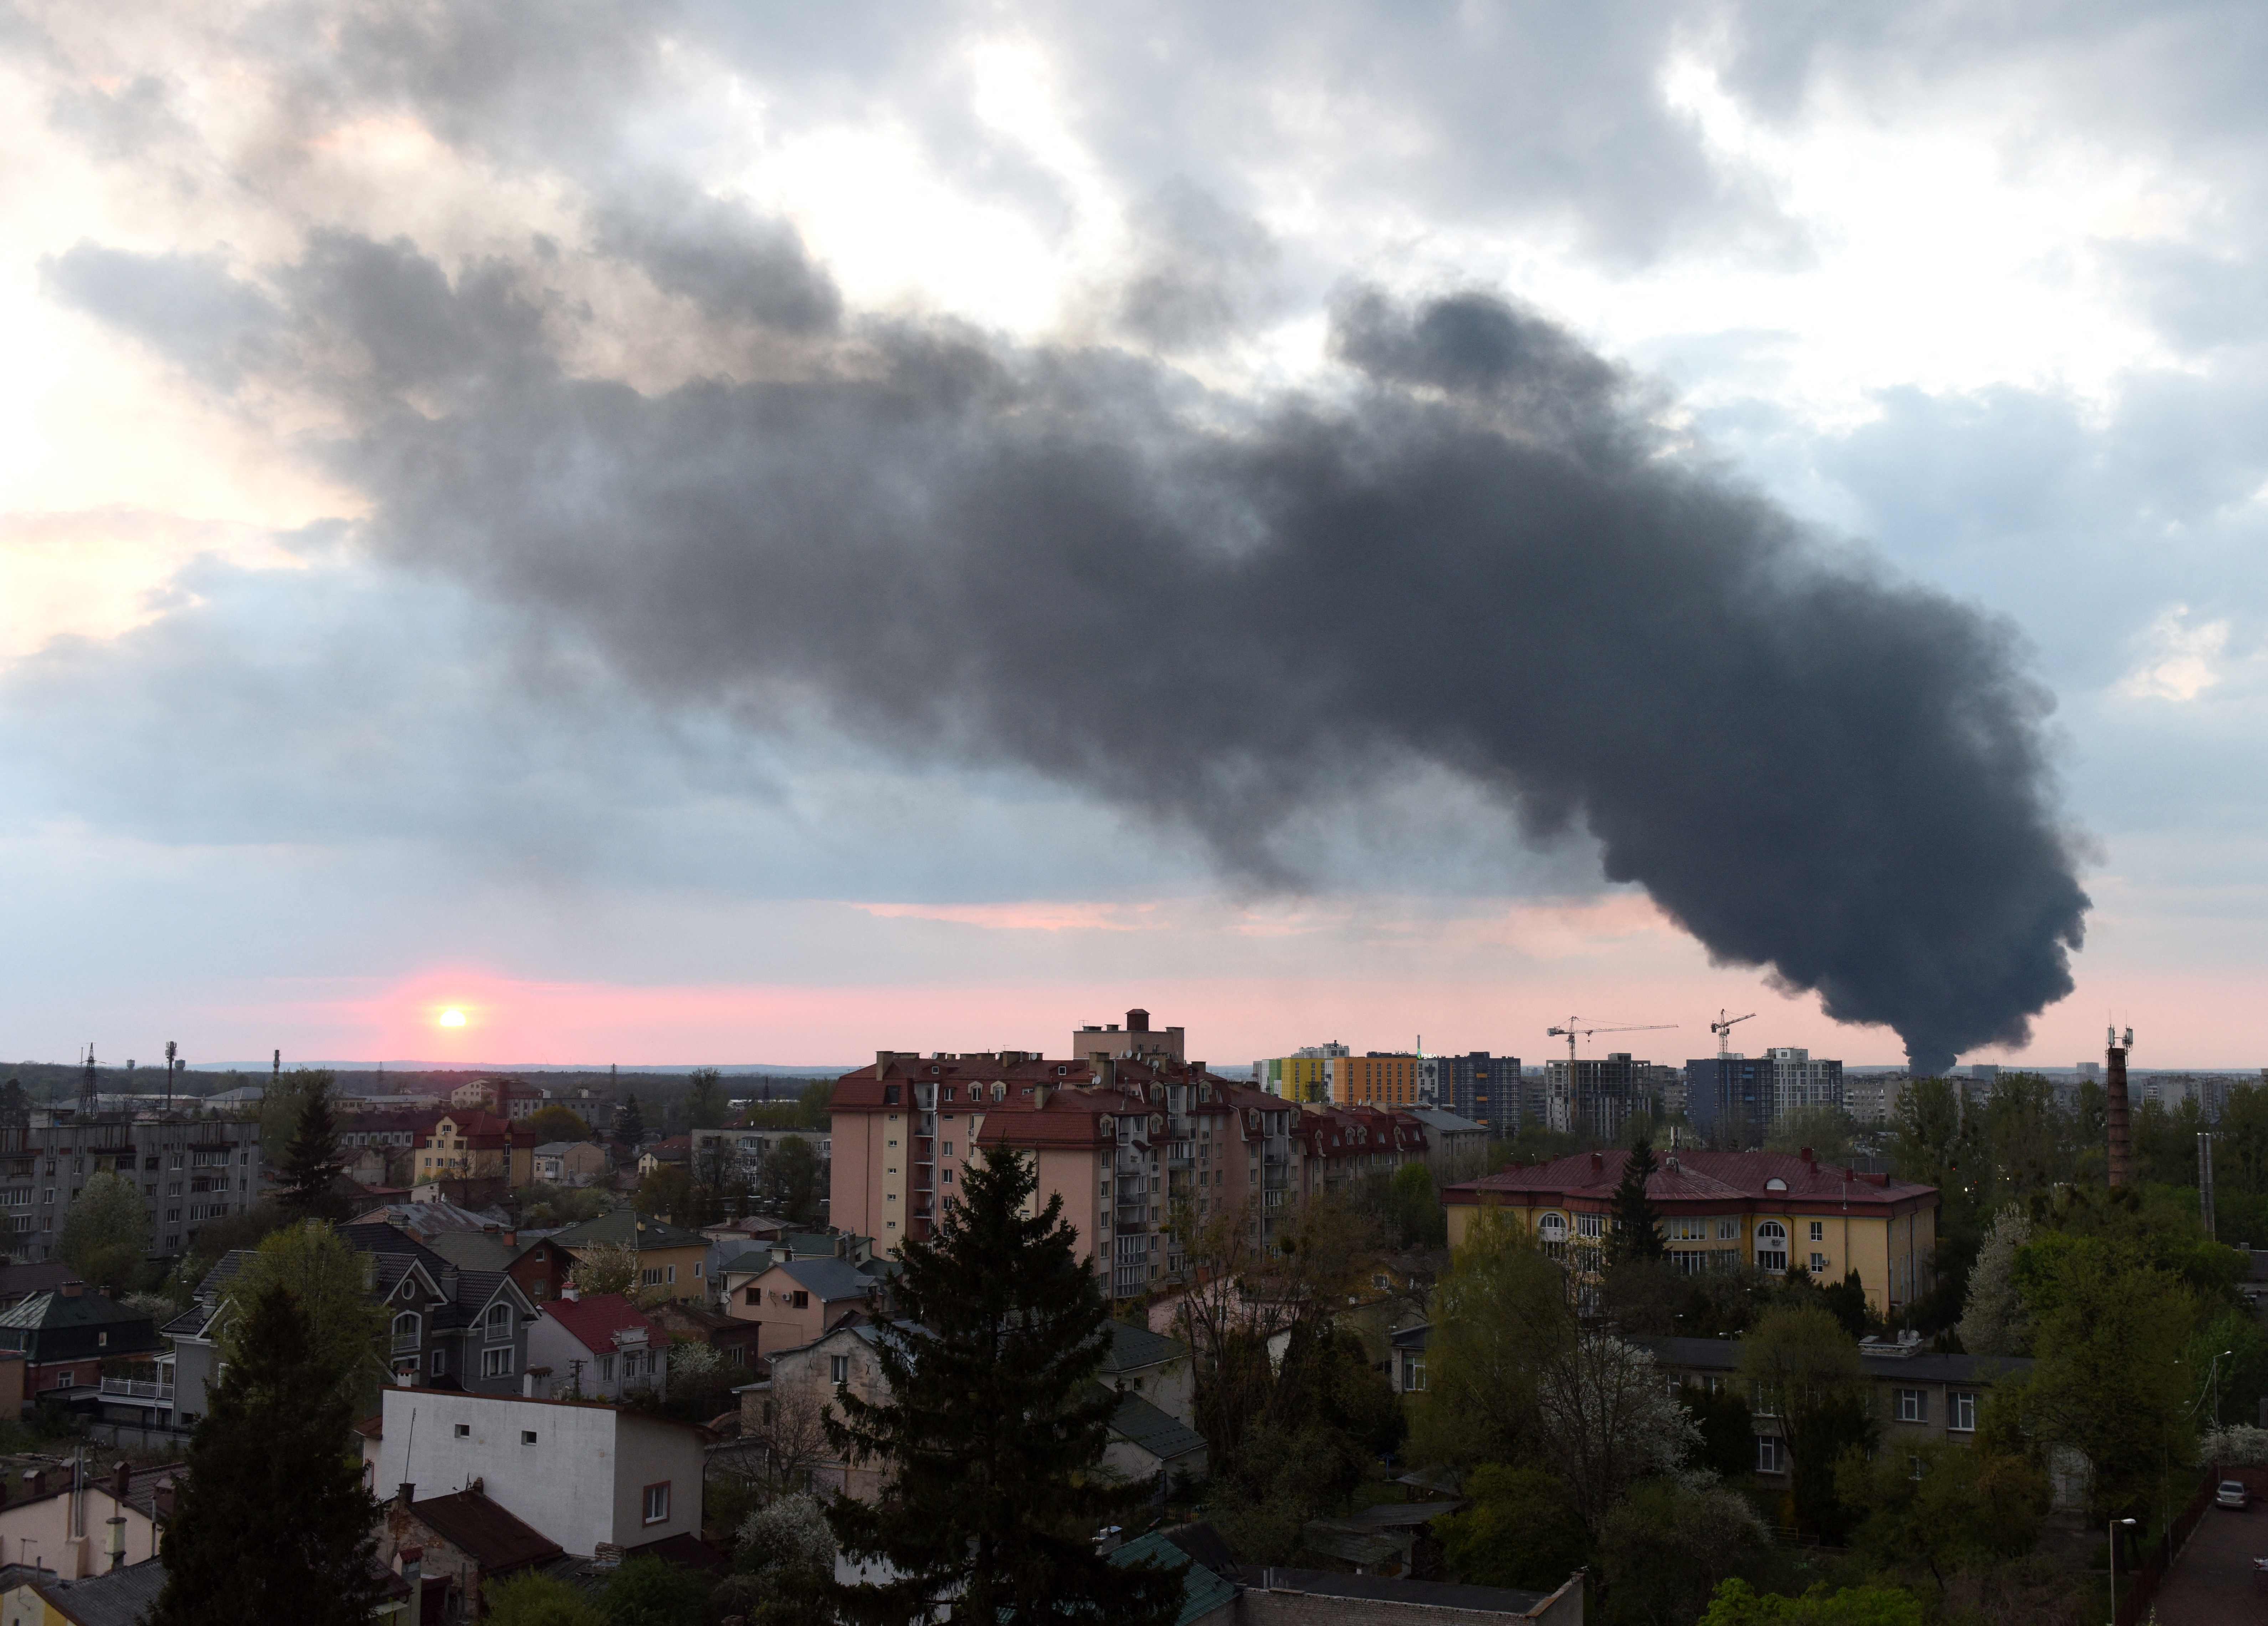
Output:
top-left (1800, 1146), bottom-right (1815, 1163)
top-left (1590, 1151), bottom-right (1604, 1181)
top-left (395, 1482), bottom-right (415, 1511)
top-left (1033, 1082), bottom-right (1052, 1110)
top-left (1127, 1009), bottom-right (1150, 1033)
top-left (60, 1280), bottom-right (84, 1298)
top-left (152, 1478), bottom-right (175, 1522)
top-left (111, 1461), bottom-right (129, 1501)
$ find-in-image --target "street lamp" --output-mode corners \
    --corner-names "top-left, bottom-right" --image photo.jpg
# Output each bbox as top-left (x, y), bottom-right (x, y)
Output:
top-left (2109, 1515), bottom-right (2138, 1624)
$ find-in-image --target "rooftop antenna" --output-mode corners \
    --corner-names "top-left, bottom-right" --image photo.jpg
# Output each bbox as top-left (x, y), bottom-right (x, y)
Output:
top-left (164, 1041), bottom-right (176, 1115)
top-left (80, 1044), bottom-right (97, 1118)
top-left (1710, 1009), bottom-right (1756, 1057)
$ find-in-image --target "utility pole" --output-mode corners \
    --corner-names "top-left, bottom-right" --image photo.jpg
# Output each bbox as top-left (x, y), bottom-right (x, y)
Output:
top-left (2199, 1130), bottom-right (2217, 1239)
top-left (2107, 1026), bottom-right (2134, 1190)
top-left (164, 1040), bottom-right (177, 1115)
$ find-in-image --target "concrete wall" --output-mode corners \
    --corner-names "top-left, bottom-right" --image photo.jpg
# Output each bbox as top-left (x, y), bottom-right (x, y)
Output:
top-left (0, 1483), bottom-right (163, 1580)
top-left (373, 1389), bottom-right (701, 1555)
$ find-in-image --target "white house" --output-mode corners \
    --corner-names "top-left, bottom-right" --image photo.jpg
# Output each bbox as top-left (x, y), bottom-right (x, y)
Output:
top-left (359, 1387), bottom-right (705, 1558)
top-left (525, 1290), bottom-right (667, 1404)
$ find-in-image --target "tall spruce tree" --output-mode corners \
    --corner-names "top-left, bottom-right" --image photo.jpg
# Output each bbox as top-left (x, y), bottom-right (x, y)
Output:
top-left (615, 1092), bottom-right (646, 1147)
top-left (278, 1073), bottom-right (347, 1220)
top-left (1608, 1139), bottom-right (1665, 1263)
top-left (150, 1281), bottom-right (384, 1626)
top-left (825, 1147), bottom-right (1182, 1626)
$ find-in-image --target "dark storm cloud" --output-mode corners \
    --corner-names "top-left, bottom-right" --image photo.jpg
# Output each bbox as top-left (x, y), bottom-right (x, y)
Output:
top-left (84, 229), bottom-right (2087, 1073)
top-left (592, 184), bottom-right (842, 335)
top-left (42, 243), bottom-right (279, 388)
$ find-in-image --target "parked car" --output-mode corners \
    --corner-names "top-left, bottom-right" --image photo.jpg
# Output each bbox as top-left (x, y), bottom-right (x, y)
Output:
top-left (2217, 1480), bottom-right (2250, 1510)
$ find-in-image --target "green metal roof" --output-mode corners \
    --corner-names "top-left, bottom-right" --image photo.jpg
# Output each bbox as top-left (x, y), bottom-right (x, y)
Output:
top-left (545, 1210), bottom-right (708, 1252)
top-left (1108, 1392), bottom-right (1206, 1465)
top-left (1108, 1533), bottom-right (1236, 1626)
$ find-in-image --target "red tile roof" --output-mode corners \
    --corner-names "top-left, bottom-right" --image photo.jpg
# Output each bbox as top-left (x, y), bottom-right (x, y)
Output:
top-left (1444, 1149), bottom-right (1934, 1211)
top-left (540, 1293), bottom-right (656, 1354)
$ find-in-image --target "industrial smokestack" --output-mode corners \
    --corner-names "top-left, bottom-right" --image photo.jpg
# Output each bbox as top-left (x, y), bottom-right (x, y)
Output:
top-left (54, 239), bottom-right (2093, 1068)
top-left (2107, 1027), bottom-right (2132, 1190)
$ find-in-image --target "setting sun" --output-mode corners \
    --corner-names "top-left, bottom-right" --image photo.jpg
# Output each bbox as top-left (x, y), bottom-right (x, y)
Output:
top-left (438, 1008), bottom-right (467, 1029)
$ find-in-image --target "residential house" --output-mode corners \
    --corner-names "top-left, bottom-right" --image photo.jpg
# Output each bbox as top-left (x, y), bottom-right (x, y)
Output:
top-left (1389, 1324), bottom-right (1430, 1396)
top-left (0, 1559), bottom-right (171, 1626)
top-left (644, 1299), bottom-right (764, 1376)
top-left (1443, 1148), bottom-right (1940, 1315)
top-left (688, 1127), bottom-right (829, 1187)
top-left (518, 1212), bottom-right (712, 1305)
top-left (1100, 1320), bottom-right (1195, 1425)
top-left (412, 1112), bottom-right (535, 1190)
top-left (1102, 1392), bottom-right (1207, 1490)
top-left (637, 1137), bottom-right (693, 1178)
top-left (527, 1291), bottom-right (667, 1403)
top-left (360, 1387), bottom-right (706, 1557)
top-left (0, 1291), bottom-right (164, 1407)
top-left (1636, 1332), bottom-right (2034, 1483)
top-left (337, 1112), bottom-right (442, 1187)
top-left (350, 1198), bottom-right (513, 1246)
top-left (723, 1257), bottom-right (876, 1358)
top-left (164, 1226), bottom-right (537, 1424)
top-left (1292, 1104), bottom-right (1429, 1201)
top-left (0, 1266), bottom-right (82, 1313)
top-left (377, 1484), bottom-right (560, 1624)
top-left (533, 1142), bottom-right (608, 1187)
top-left (0, 1459), bottom-right (176, 1579)
top-left (450, 1078), bottom-right (553, 1122)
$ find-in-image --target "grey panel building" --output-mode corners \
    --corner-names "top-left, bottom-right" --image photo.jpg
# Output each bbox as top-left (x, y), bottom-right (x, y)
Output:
top-left (1416, 1052), bottom-right (1522, 1135)
top-left (3, 1112), bottom-right (260, 1262)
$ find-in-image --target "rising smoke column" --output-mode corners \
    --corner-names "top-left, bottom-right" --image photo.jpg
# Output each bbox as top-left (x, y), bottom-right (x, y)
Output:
top-left (53, 231), bottom-right (2090, 1072)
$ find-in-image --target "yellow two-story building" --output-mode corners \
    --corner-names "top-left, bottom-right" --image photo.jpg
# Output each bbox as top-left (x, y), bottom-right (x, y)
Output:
top-left (1442, 1147), bottom-right (1936, 1315)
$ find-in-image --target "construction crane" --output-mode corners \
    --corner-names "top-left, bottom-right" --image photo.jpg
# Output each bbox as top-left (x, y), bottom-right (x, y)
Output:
top-left (1710, 1009), bottom-right (1756, 1057)
top-left (1546, 1018), bottom-right (1676, 1068)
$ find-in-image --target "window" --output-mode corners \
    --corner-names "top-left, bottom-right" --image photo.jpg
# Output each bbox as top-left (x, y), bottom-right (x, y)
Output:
top-left (693, 1263), bottom-right (702, 1279)
top-left (1401, 1354), bottom-right (1427, 1391)
top-left (1897, 1389), bottom-right (1925, 1423)
top-left (1808, 1221), bottom-right (1825, 1242)
top-left (1576, 1212), bottom-right (1602, 1240)
top-left (791, 1290), bottom-right (809, 1310)
top-left (745, 1286), bottom-right (761, 1306)
top-left (599, 1353), bottom-right (616, 1381)
top-left (1809, 1252), bottom-right (1828, 1274)
top-left (1950, 1391), bottom-right (1977, 1432)
top-left (665, 1265), bottom-right (676, 1284)
top-left (454, 1423), bottom-right (471, 1439)
top-left (642, 1482), bottom-right (671, 1525)
top-left (482, 1346), bottom-right (514, 1379)
top-left (1537, 1212), bottom-right (1568, 1259)
top-left (830, 1354), bottom-right (850, 1385)
top-left (522, 1428), bottom-right (539, 1446)
top-left (941, 1169), bottom-right (953, 1184)
top-left (430, 1351), bottom-right (447, 1375)
top-left (1909, 1454), bottom-right (1926, 1481)
top-left (392, 1312), bottom-right (421, 1349)
top-left (1756, 1436), bottom-right (1782, 1474)
top-left (1754, 1221), bottom-right (1787, 1273)
top-left (641, 1267), bottom-right (663, 1287)
top-left (486, 1303), bottom-right (512, 1340)
top-left (1751, 1382), bottom-right (1779, 1418)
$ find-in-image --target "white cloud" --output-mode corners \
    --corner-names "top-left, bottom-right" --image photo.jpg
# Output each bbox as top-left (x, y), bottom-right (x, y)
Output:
top-left (2119, 604), bottom-right (2234, 702)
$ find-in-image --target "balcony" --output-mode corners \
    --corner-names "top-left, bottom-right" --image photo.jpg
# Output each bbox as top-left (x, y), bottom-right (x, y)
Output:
top-left (98, 1376), bottom-right (174, 1402)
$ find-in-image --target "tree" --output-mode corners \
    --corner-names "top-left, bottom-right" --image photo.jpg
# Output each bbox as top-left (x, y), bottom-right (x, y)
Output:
top-left (1437, 1465), bottom-right (1592, 1591)
top-left (278, 1073), bottom-right (347, 1221)
top-left (522, 1104), bottom-right (595, 1144)
top-left (685, 1068), bottom-right (730, 1131)
top-left (601, 1556), bottom-right (708, 1626)
top-left (1380, 1160), bottom-right (1446, 1249)
top-left (1764, 1106), bottom-right (1857, 1166)
top-left (758, 1137), bottom-right (823, 1225)
top-left (1955, 1206), bottom-right (2032, 1356)
top-left (1682, 1379), bottom-right (1757, 1482)
top-left (567, 1241), bottom-right (648, 1303)
top-left (825, 1147), bottom-right (1182, 1626)
top-left (1410, 1206), bottom-right (1573, 1467)
top-left (1609, 1139), bottom-right (1664, 1265)
top-left (255, 1068), bottom-right (329, 1169)
top-left (148, 1282), bottom-right (384, 1626)
top-left (797, 1077), bottom-right (833, 1127)
top-left (2013, 1236), bottom-right (2194, 1519)
top-left (1741, 1306), bottom-right (1874, 1538)
top-left (637, 1165), bottom-right (698, 1224)
top-left (615, 1092), bottom-right (646, 1146)
top-left (1838, 1439), bottom-right (2047, 1594)
top-left (744, 1381), bottom-right (835, 1498)
top-left (1598, 1478), bottom-right (1769, 1626)
top-left (219, 1220), bottom-right (388, 1408)
top-left (726, 1492), bottom-right (836, 1626)
top-left (57, 1170), bottom-right (150, 1292)
top-left (1533, 1330), bottom-right (1697, 1538)
top-left (484, 1572), bottom-right (606, 1626)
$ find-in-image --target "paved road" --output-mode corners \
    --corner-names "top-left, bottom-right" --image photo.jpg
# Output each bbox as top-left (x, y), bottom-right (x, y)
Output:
top-left (2153, 1503), bottom-right (2268, 1625)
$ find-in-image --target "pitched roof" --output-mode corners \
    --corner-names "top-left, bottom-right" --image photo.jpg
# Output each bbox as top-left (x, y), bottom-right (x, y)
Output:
top-left (717, 1250), bottom-right (773, 1278)
top-left (774, 1258), bottom-right (874, 1303)
top-left (411, 1491), bottom-right (563, 1573)
top-left (1631, 1334), bottom-right (2033, 1385)
top-left (0, 1292), bottom-right (159, 1333)
top-left (1102, 1319), bottom-right (1187, 1374)
top-left (1245, 1569), bottom-right (1557, 1616)
top-left (541, 1294), bottom-right (656, 1355)
top-left (1444, 1148), bottom-right (1936, 1210)
top-left (0, 1263), bottom-right (84, 1300)
top-left (421, 1230), bottom-right (521, 1273)
top-left (547, 1211), bottom-right (709, 1252)
top-left (1109, 1532), bottom-right (1237, 1626)
top-left (32, 1558), bottom-right (170, 1626)
top-left (1108, 1392), bottom-right (1207, 1465)
top-left (1405, 1107), bottom-right (1486, 1135)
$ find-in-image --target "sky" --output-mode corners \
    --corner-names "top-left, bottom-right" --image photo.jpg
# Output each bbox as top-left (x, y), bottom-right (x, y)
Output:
top-left (2, 1), bottom-right (2264, 1072)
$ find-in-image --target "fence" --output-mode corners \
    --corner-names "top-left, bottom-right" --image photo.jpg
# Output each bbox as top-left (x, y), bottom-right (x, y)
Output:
top-left (2115, 1466), bottom-right (2220, 1626)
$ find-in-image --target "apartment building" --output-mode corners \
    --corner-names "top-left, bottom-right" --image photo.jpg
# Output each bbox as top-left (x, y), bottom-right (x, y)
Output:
top-left (413, 1110), bottom-right (536, 1188)
top-left (1417, 1052), bottom-right (1522, 1134)
top-left (2, 1114), bottom-right (260, 1262)
top-left (1443, 1147), bottom-right (1937, 1315)
top-left (1543, 1054), bottom-right (1662, 1142)
top-left (830, 1043), bottom-right (1299, 1298)
top-left (1330, 1054), bottom-right (1422, 1110)
top-left (1072, 1009), bottom-right (1185, 1063)
top-left (1291, 1104), bottom-right (1428, 1200)
top-left (1843, 1073), bottom-right (1908, 1128)
top-left (1254, 1043), bottom-right (1348, 1105)
top-left (1765, 1048), bottom-right (1844, 1117)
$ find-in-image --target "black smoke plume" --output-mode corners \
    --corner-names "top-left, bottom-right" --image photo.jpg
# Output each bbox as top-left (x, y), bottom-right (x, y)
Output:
top-left (56, 230), bottom-right (2089, 1072)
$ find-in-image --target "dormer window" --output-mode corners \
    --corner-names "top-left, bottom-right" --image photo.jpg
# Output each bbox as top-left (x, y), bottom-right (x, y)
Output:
top-left (1765, 1177), bottom-right (1788, 1192)
top-left (486, 1303), bottom-right (513, 1340)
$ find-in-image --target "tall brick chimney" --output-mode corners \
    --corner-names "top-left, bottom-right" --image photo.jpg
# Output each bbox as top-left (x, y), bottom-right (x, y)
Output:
top-left (2107, 1027), bottom-right (2133, 1190)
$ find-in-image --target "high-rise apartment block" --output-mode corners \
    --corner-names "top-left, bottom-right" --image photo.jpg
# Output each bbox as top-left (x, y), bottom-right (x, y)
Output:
top-left (1545, 1053), bottom-right (1663, 1142)
top-left (1254, 1042), bottom-right (1348, 1104)
top-left (1767, 1048), bottom-right (1844, 1117)
top-left (5, 1111), bottom-right (260, 1261)
top-left (1684, 1048), bottom-right (1846, 1146)
top-left (1331, 1053), bottom-right (1421, 1109)
top-left (1417, 1052), bottom-right (1522, 1134)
